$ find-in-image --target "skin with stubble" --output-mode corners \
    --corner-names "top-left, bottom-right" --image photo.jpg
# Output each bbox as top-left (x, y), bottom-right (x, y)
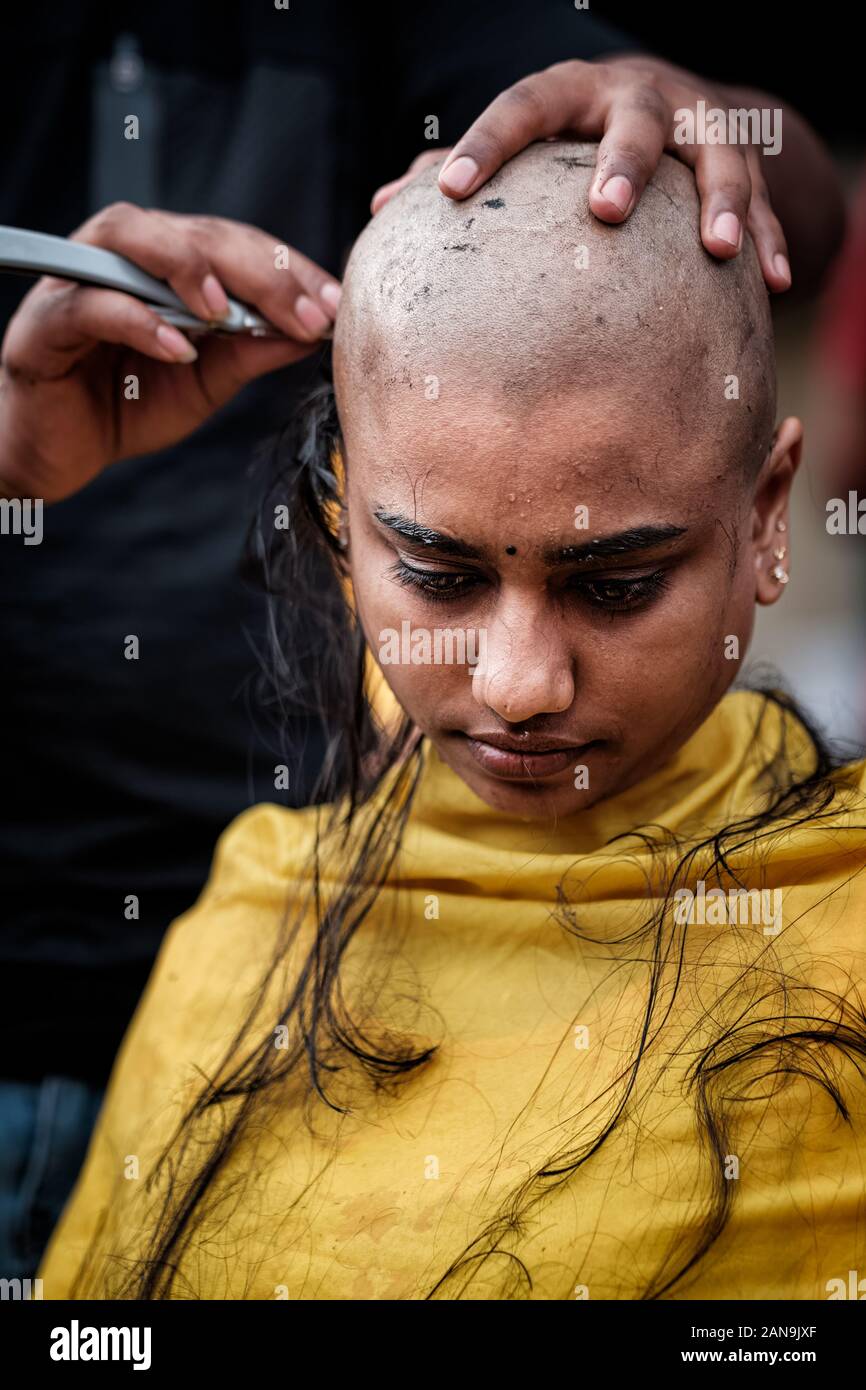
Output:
top-left (333, 140), bottom-right (803, 820)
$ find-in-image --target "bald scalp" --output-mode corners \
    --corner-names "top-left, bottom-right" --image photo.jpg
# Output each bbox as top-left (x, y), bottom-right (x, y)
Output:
top-left (334, 140), bottom-right (776, 475)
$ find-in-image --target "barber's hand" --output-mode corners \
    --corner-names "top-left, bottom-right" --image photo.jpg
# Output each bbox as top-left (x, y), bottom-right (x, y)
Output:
top-left (0, 203), bottom-right (341, 502)
top-left (371, 55), bottom-right (791, 293)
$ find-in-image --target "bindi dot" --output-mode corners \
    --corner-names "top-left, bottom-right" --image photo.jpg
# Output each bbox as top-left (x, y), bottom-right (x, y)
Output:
top-left (505, 545), bottom-right (517, 555)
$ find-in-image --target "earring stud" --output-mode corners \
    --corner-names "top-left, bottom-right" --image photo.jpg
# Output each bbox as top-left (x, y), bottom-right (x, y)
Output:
top-left (776, 519), bottom-right (787, 533)
top-left (771, 564), bottom-right (789, 584)
top-left (773, 546), bottom-right (787, 561)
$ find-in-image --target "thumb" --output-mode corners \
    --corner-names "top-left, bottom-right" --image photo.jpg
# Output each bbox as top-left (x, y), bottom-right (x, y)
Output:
top-left (191, 333), bottom-right (320, 406)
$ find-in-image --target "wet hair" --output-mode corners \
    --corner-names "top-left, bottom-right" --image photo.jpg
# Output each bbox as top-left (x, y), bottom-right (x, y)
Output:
top-left (335, 140), bottom-right (777, 478)
top-left (79, 373), bottom-right (866, 1302)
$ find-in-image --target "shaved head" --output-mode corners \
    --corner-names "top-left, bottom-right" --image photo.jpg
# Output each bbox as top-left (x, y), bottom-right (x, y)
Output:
top-left (330, 139), bottom-right (798, 821)
top-left (335, 139), bottom-right (775, 474)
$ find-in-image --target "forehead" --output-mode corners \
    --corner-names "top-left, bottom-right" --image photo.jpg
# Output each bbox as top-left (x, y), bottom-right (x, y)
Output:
top-left (342, 385), bottom-right (739, 541)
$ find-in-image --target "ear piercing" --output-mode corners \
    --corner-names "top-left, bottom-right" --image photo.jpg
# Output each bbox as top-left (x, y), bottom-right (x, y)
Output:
top-left (771, 518), bottom-right (788, 583)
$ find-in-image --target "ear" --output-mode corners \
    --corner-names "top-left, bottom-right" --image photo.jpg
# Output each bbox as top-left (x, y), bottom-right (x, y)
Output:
top-left (752, 416), bottom-right (802, 606)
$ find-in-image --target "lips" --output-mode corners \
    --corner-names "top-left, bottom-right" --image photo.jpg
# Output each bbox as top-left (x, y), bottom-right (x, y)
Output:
top-left (468, 733), bottom-right (580, 754)
top-left (462, 734), bottom-right (597, 781)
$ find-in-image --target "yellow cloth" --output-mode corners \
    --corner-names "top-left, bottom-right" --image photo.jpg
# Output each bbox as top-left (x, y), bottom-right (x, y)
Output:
top-left (39, 690), bottom-right (866, 1300)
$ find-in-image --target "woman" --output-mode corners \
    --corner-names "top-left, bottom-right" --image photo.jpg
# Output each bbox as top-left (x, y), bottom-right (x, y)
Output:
top-left (39, 143), bottom-right (866, 1300)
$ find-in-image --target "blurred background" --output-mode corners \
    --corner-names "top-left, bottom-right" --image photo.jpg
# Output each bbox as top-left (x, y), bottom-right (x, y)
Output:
top-left (600, 3), bottom-right (866, 745)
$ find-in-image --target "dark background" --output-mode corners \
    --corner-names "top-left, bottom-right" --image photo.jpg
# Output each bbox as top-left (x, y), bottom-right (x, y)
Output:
top-left (596, 2), bottom-right (862, 145)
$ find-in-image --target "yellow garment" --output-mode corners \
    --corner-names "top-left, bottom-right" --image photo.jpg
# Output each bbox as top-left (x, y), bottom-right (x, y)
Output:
top-left (39, 691), bottom-right (866, 1300)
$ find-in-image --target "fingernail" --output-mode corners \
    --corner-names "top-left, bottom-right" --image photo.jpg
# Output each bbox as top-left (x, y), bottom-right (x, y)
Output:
top-left (295, 293), bottom-right (331, 336)
top-left (773, 253), bottom-right (791, 286)
top-left (156, 323), bottom-right (198, 362)
top-left (320, 282), bottom-right (342, 313)
top-left (201, 273), bottom-right (230, 319)
top-left (599, 174), bottom-right (633, 214)
top-left (712, 212), bottom-right (741, 248)
top-left (440, 155), bottom-right (479, 195)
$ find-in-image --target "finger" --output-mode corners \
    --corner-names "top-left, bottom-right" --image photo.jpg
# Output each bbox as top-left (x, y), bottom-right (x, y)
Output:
top-left (73, 204), bottom-right (341, 344)
top-left (2, 283), bottom-right (199, 379)
top-left (372, 149), bottom-right (451, 213)
top-left (677, 142), bottom-right (753, 261)
top-left (186, 216), bottom-right (342, 342)
top-left (371, 177), bottom-right (406, 215)
top-left (182, 333), bottom-right (318, 410)
top-left (588, 87), bottom-right (668, 222)
top-left (438, 61), bottom-right (599, 198)
top-left (72, 202), bottom-right (235, 326)
top-left (743, 149), bottom-right (792, 292)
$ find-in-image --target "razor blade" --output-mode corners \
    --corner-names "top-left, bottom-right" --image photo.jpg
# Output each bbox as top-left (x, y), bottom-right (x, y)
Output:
top-left (0, 224), bottom-right (290, 337)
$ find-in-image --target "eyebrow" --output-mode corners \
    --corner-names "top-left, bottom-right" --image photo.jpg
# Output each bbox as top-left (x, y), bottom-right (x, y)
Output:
top-left (373, 509), bottom-right (688, 566)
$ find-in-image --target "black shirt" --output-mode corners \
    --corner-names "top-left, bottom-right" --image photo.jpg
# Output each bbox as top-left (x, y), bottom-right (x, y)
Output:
top-left (0, 0), bottom-right (631, 1084)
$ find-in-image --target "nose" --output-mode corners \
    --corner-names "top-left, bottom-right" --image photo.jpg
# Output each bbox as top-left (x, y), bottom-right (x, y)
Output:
top-left (470, 602), bottom-right (575, 723)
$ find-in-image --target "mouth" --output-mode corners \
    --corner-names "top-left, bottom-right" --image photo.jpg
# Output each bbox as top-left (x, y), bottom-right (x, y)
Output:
top-left (460, 732), bottom-right (602, 781)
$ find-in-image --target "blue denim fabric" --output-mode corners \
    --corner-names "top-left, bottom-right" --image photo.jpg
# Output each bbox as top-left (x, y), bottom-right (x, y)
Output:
top-left (0, 1076), bottom-right (104, 1283)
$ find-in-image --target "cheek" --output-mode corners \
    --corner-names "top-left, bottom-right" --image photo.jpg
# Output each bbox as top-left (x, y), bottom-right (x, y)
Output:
top-left (699, 550), bottom-right (757, 661)
top-left (669, 553), bottom-right (754, 652)
top-left (373, 662), bottom-right (460, 735)
top-left (350, 547), bottom-right (470, 726)
top-left (579, 565), bottom-right (751, 718)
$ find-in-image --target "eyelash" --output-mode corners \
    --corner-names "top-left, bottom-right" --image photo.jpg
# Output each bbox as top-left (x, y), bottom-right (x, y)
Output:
top-left (389, 561), bottom-right (671, 613)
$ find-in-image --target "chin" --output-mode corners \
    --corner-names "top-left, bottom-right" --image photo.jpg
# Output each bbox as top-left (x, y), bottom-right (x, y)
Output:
top-left (467, 776), bottom-right (595, 819)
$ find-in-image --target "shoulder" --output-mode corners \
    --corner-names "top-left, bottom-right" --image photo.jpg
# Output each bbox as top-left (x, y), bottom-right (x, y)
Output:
top-left (201, 800), bottom-right (321, 901)
top-left (128, 800), bottom-right (323, 1060)
top-left (130, 800), bottom-right (321, 1010)
top-left (38, 800), bottom-right (322, 1296)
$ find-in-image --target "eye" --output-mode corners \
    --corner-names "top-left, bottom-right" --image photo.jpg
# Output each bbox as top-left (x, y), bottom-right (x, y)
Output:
top-left (389, 560), bottom-right (481, 603)
top-left (575, 570), bottom-right (669, 612)
top-left (388, 560), bottom-right (670, 611)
